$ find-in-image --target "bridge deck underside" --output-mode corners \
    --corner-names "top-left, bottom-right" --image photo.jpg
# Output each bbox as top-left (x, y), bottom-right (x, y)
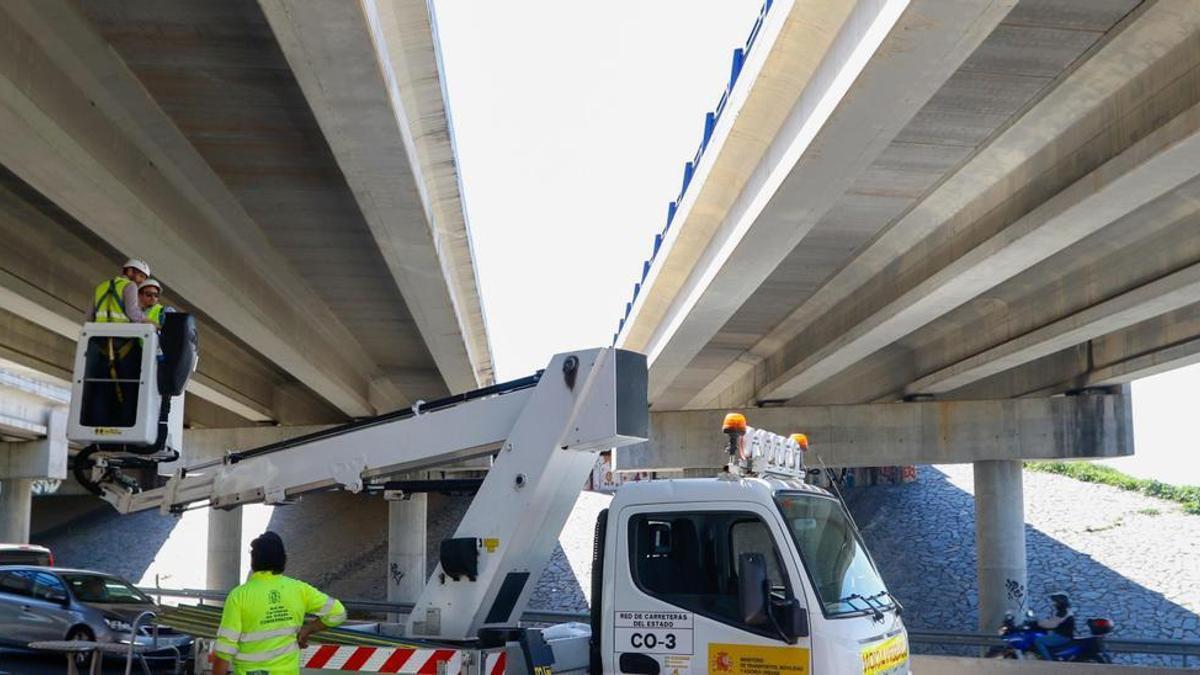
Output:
top-left (648, 0), bottom-right (1200, 410)
top-left (79, 0), bottom-right (444, 394)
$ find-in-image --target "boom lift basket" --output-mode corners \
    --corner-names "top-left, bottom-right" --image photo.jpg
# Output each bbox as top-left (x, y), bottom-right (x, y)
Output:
top-left (67, 315), bottom-right (196, 456)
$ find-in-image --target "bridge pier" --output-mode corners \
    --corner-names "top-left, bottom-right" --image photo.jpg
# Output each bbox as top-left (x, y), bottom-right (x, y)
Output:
top-left (973, 460), bottom-right (1028, 631)
top-left (0, 406), bottom-right (66, 544)
top-left (388, 494), bottom-right (427, 620)
top-left (0, 478), bottom-right (33, 543)
top-left (207, 506), bottom-right (243, 593)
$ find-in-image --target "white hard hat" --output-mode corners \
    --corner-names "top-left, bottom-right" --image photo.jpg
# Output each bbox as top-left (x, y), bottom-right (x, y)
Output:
top-left (123, 258), bottom-right (151, 277)
top-left (138, 278), bottom-right (162, 293)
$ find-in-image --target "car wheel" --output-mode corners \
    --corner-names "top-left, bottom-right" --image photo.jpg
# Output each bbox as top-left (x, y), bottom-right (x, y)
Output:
top-left (65, 626), bottom-right (96, 668)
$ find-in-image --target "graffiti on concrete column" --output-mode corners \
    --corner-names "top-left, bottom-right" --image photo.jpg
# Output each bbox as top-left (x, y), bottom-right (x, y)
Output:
top-left (390, 562), bottom-right (405, 587)
top-left (1006, 577), bottom-right (1027, 611)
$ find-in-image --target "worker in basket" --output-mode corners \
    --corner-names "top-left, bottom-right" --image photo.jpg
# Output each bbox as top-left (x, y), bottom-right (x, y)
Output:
top-left (214, 532), bottom-right (346, 675)
top-left (83, 258), bottom-right (154, 427)
top-left (137, 278), bottom-right (174, 330)
top-left (85, 258), bottom-right (152, 324)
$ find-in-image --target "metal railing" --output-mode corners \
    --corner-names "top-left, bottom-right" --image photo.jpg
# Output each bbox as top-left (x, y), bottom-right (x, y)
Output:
top-left (138, 586), bottom-right (591, 627)
top-left (612, 0), bottom-right (777, 344)
top-left (138, 588), bottom-right (1200, 666)
top-left (908, 629), bottom-right (1200, 667)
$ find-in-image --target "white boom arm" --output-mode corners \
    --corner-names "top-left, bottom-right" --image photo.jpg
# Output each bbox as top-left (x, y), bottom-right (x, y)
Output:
top-left (87, 348), bottom-right (648, 641)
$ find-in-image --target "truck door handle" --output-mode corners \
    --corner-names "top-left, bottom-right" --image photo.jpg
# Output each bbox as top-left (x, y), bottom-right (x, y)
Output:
top-left (20, 604), bottom-right (32, 611)
top-left (619, 653), bottom-right (661, 675)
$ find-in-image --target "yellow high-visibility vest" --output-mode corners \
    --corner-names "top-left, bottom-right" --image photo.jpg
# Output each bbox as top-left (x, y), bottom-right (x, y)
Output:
top-left (92, 277), bottom-right (132, 323)
top-left (215, 572), bottom-right (346, 674)
top-left (145, 303), bottom-right (164, 327)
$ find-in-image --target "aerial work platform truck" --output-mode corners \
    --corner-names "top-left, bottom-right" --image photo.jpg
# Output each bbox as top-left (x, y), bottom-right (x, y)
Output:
top-left (69, 319), bottom-right (908, 674)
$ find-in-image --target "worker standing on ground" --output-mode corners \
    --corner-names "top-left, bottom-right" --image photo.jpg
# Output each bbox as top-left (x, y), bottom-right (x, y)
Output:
top-left (137, 278), bottom-right (172, 328)
top-left (214, 531), bottom-right (346, 675)
top-left (85, 258), bottom-right (152, 323)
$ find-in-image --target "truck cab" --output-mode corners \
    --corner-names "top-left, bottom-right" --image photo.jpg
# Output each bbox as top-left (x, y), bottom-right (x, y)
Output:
top-left (594, 469), bottom-right (908, 674)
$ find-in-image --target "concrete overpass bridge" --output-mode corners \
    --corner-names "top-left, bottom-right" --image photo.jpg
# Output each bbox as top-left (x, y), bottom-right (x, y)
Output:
top-left (0, 0), bottom-right (492, 429)
top-left (614, 0), bottom-right (1199, 631)
top-left (0, 0), bottom-right (492, 600)
top-left (1, 0), bottom-right (1195, 645)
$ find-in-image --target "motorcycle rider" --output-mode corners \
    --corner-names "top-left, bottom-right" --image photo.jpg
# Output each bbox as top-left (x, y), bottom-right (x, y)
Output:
top-left (1035, 592), bottom-right (1076, 660)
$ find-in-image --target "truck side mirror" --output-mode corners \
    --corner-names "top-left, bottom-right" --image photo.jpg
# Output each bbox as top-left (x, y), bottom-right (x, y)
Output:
top-left (738, 552), bottom-right (769, 626)
top-left (773, 597), bottom-right (809, 640)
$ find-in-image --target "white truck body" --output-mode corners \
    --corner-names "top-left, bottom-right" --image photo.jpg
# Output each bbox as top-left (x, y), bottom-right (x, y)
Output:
top-left (69, 330), bottom-right (908, 674)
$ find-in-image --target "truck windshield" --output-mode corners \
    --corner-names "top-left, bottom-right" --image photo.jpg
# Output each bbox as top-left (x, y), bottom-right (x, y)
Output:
top-left (774, 492), bottom-right (891, 617)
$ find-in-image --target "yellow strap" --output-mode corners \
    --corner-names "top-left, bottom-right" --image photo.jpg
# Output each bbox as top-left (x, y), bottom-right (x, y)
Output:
top-left (117, 340), bottom-right (135, 360)
top-left (106, 338), bottom-right (124, 405)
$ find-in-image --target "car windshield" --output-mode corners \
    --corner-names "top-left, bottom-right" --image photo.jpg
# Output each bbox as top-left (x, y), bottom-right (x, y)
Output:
top-left (774, 492), bottom-right (891, 617)
top-left (62, 574), bottom-right (151, 604)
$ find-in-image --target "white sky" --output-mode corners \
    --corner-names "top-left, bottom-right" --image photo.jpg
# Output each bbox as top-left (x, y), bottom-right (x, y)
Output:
top-left (432, 2), bottom-right (1200, 487)
top-left (1101, 362), bottom-right (1200, 485)
top-left (433, 0), bottom-right (763, 379)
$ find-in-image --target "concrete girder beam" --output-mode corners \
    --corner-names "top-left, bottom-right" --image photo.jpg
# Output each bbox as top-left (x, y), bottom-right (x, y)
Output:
top-left (949, 299), bottom-right (1200, 400)
top-left (0, 0), bottom-right (384, 417)
top-left (0, 406), bottom-right (66, 479)
top-left (906, 262), bottom-right (1200, 395)
top-left (882, 190), bottom-right (1200, 403)
top-left (0, 311), bottom-right (75, 386)
top-left (0, 186), bottom-right (304, 423)
top-left (617, 394), bottom-right (1133, 471)
top-left (696, 2), bottom-right (1200, 409)
top-left (757, 99), bottom-right (1200, 402)
top-left (624, 0), bottom-right (1017, 406)
top-left (1088, 336), bottom-right (1200, 387)
top-left (0, 396), bottom-right (50, 440)
top-left (259, 0), bottom-right (493, 393)
top-left (1089, 300), bottom-right (1200, 386)
top-left (617, 0), bottom-right (856, 358)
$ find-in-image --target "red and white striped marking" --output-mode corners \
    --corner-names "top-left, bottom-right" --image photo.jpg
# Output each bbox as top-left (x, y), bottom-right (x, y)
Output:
top-left (301, 645), bottom-right (462, 673)
top-left (484, 650), bottom-right (507, 675)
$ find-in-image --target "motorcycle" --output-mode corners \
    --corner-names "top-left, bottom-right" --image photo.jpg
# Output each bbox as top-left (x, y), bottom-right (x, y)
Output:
top-left (987, 611), bottom-right (1115, 662)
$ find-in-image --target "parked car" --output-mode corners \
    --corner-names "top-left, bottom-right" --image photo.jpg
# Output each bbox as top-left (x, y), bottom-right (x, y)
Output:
top-left (0, 543), bottom-right (53, 566)
top-left (0, 565), bottom-right (192, 656)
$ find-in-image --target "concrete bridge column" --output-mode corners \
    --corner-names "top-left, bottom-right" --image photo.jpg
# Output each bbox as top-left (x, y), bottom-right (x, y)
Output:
top-left (0, 478), bottom-right (33, 543)
top-left (388, 494), bottom-right (427, 621)
top-left (974, 460), bottom-right (1028, 631)
top-left (207, 507), bottom-right (243, 592)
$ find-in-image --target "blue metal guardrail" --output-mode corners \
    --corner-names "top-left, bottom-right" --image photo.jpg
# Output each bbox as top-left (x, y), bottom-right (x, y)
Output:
top-left (613, 0), bottom-right (775, 345)
top-left (907, 629), bottom-right (1200, 667)
top-left (142, 587), bottom-right (1200, 666)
